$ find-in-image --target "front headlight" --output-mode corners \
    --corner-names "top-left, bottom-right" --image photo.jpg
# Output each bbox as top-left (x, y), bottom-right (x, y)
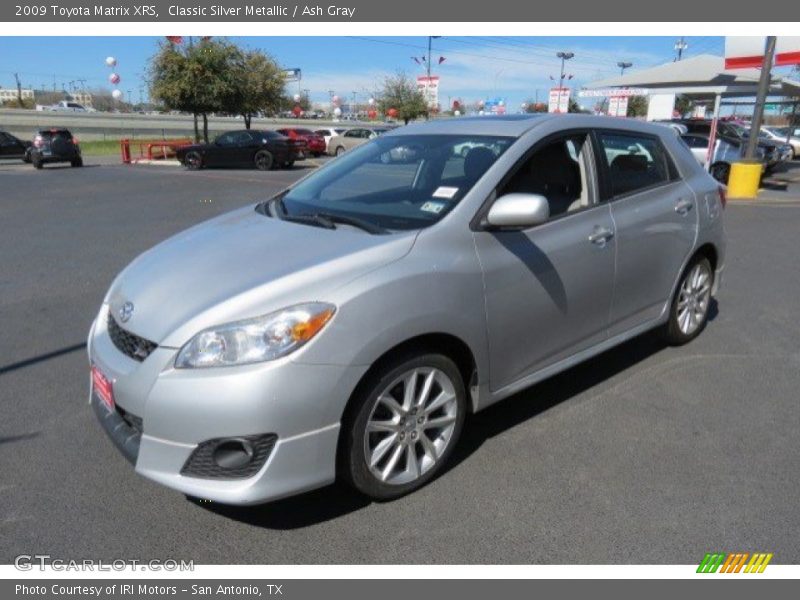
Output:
top-left (175, 302), bottom-right (335, 369)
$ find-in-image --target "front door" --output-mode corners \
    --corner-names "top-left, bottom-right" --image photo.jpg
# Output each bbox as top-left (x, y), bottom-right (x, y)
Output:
top-left (474, 133), bottom-right (616, 392)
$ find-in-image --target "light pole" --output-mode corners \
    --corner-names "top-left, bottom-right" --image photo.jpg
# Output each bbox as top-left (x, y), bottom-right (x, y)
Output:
top-left (617, 61), bottom-right (633, 76)
top-left (674, 37), bottom-right (688, 61)
top-left (352, 91), bottom-right (357, 117)
top-left (556, 51), bottom-right (574, 113)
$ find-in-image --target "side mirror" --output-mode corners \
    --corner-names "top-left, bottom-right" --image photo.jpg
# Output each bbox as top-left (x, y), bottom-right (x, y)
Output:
top-left (486, 193), bottom-right (550, 229)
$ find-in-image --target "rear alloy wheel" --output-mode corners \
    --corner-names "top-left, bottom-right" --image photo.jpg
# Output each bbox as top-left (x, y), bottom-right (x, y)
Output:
top-left (342, 353), bottom-right (466, 500)
top-left (254, 150), bottom-right (274, 171)
top-left (32, 157), bottom-right (43, 170)
top-left (663, 256), bottom-right (713, 345)
top-left (709, 162), bottom-right (730, 184)
top-left (71, 157), bottom-right (83, 168)
top-left (184, 151), bottom-right (203, 170)
top-left (335, 146), bottom-right (346, 157)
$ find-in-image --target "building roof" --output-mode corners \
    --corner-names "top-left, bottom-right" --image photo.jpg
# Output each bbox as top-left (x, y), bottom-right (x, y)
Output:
top-left (585, 54), bottom-right (800, 99)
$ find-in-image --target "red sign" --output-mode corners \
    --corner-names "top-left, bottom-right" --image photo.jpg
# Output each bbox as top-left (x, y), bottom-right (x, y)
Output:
top-left (725, 36), bottom-right (800, 69)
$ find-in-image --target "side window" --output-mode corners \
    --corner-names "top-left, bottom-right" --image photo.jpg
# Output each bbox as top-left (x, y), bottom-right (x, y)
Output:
top-left (598, 132), bottom-right (672, 197)
top-left (344, 130), bottom-right (360, 138)
top-left (497, 134), bottom-right (594, 219)
top-left (216, 132), bottom-right (237, 147)
top-left (232, 131), bottom-right (252, 145)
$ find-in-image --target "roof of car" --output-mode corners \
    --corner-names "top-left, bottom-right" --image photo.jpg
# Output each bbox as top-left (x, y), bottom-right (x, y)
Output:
top-left (387, 114), bottom-right (677, 138)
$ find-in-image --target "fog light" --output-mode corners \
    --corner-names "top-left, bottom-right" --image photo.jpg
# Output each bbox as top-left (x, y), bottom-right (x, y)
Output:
top-left (212, 439), bottom-right (255, 469)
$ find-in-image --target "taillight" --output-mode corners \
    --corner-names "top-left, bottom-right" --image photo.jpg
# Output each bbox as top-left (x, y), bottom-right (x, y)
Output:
top-left (72, 137), bottom-right (79, 145)
top-left (718, 185), bottom-right (727, 210)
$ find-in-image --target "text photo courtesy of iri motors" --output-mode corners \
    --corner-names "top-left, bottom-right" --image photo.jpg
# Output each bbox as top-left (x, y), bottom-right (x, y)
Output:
top-left (1, 24), bottom-right (799, 590)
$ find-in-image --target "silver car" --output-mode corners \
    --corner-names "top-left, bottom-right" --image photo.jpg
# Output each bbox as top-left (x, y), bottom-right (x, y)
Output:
top-left (88, 114), bottom-right (726, 504)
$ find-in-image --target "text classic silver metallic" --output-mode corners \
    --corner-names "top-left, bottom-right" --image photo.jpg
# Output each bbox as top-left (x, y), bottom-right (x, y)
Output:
top-left (88, 114), bottom-right (726, 504)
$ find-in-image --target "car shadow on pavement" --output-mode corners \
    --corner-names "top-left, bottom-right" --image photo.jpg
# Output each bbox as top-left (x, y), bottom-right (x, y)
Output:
top-left (191, 300), bottom-right (719, 529)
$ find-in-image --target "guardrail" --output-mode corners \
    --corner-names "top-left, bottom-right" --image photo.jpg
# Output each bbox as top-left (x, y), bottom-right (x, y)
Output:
top-left (120, 138), bottom-right (193, 164)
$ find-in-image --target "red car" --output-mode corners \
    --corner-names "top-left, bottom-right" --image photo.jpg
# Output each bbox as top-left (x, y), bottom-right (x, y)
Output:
top-left (276, 128), bottom-right (326, 157)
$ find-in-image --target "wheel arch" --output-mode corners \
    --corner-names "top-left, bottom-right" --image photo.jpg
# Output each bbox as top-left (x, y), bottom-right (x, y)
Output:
top-left (335, 331), bottom-right (478, 477)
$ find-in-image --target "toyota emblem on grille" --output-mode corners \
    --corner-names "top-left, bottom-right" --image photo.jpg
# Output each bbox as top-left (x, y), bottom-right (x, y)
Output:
top-left (119, 301), bottom-right (134, 323)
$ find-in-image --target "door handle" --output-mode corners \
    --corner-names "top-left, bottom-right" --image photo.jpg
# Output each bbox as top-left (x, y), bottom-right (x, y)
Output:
top-left (588, 227), bottom-right (615, 245)
top-left (674, 198), bottom-right (694, 215)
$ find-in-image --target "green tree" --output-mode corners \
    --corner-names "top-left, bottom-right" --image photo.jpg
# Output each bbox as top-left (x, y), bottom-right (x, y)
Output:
top-left (674, 95), bottom-right (694, 118)
top-left (376, 71), bottom-right (428, 124)
top-left (626, 95), bottom-right (649, 118)
top-left (231, 50), bottom-right (285, 128)
top-left (149, 38), bottom-right (240, 142)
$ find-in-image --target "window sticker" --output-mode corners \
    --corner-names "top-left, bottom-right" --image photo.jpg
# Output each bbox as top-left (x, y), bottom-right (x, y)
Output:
top-left (421, 201), bottom-right (446, 214)
top-left (432, 186), bottom-right (459, 199)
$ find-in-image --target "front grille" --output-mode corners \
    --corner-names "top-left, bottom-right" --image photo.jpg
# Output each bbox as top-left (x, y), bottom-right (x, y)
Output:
top-left (107, 313), bottom-right (157, 362)
top-left (181, 434), bottom-right (278, 480)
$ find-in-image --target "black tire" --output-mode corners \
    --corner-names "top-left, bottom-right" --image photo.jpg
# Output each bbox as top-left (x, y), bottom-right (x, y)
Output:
top-left (32, 156), bottom-right (43, 170)
top-left (254, 150), bottom-right (274, 171)
top-left (283, 159), bottom-right (295, 169)
top-left (184, 151), bottom-right (203, 170)
top-left (340, 352), bottom-right (467, 501)
top-left (709, 162), bottom-right (730, 184)
top-left (71, 157), bottom-right (83, 168)
top-left (23, 150), bottom-right (32, 163)
top-left (335, 146), bottom-right (346, 157)
top-left (662, 255), bottom-right (714, 346)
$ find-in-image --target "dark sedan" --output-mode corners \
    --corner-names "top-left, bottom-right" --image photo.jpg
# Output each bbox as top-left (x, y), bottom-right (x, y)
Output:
top-left (0, 130), bottom-right (32, 162)
top-left (176, 130), bottom-right (305, 170)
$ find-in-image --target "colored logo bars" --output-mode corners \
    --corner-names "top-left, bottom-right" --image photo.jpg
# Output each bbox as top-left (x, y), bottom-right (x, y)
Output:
top-left (697, 552), bottom-right (773, 573)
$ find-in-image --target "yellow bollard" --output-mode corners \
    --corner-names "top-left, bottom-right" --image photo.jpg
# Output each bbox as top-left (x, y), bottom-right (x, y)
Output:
top-left (726, 161), bottom-right (762, 199)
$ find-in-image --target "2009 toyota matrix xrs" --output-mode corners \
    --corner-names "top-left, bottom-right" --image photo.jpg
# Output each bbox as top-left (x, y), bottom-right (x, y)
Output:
top-left (88, 114), bottom-right (726, 504)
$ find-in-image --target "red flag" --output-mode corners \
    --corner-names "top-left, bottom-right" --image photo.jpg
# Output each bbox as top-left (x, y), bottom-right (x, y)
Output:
top-left (438, 56), bottom-right (446, 64)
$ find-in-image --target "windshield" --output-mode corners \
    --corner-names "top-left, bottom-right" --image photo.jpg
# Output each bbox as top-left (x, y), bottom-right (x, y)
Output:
top-left (278, 134), bottom-right (514, 230)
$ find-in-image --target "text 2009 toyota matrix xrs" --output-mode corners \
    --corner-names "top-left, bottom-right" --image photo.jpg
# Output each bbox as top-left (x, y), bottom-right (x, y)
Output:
top-left (88, 114), bottom-right (725, 504)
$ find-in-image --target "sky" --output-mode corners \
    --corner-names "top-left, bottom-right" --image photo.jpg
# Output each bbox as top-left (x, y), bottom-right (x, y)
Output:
top-left (0, 36), bottom-right (732, 109)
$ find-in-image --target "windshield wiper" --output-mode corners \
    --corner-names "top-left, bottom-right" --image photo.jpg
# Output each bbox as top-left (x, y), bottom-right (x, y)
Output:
top-left (311, 212), bottom-right (388, 235)
top-left (268, 197), bottom-right (386, 234)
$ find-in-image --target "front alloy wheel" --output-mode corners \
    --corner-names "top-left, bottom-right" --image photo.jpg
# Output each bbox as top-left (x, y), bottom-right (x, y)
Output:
top-left (184, 151), bottom-right (202, 170)
top-left (343, 353), bottom-right (466, 500)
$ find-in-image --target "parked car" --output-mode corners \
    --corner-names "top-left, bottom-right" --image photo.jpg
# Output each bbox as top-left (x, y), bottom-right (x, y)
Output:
top-left (327, 126), bottom-right (393, 156)
top-left (762, 126), bottom-right (800, 159)
top-left (276, 128), bottom-right (326, 157)
top-left (176, 130), bottom-right (304, 170)
top-left (668, 119), bottom-right (784, 173)
top-left (0, 130), bottom-right (32, 162)
top-left (36, 100), bottom-right (90, 112)
top-left (314, 127), bottom-right (350, 153)
top-left (88, 114), bottom-right (725, 504)
top-left (680, 133), bottom-right (765, 183)
top-left (30, 128), bottom-right (82, 169)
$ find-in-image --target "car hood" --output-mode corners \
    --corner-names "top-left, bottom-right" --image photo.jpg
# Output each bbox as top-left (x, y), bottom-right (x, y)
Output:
top-left (104, 206), bottom-right (417, 347)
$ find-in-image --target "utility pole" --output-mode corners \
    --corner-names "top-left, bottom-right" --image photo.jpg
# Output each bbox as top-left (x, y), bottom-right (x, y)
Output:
top-left (556, 51), bottom-right (574, 113)
top-left (617, 61), bottom-right (633, 76)
top-left (674, 37), bottom-right (688, 61)
top-left (352, 91), bottom-right (357, 117)
top-left (13, 72), bottom-right (23, 104)
top-left (745, 36), bottom-right (777, 160)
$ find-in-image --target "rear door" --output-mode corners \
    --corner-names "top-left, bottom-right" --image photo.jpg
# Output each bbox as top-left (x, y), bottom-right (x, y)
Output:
top-left (595, 130), bottom-right (698, 336)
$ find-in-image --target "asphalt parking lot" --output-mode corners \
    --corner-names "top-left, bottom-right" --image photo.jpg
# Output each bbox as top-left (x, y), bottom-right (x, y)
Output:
top-left (1, 156), bottom-right (799, 564)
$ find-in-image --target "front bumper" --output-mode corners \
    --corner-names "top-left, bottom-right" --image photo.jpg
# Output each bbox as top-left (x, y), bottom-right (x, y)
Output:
top-left (88, 306), bottom-right (368, 505)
